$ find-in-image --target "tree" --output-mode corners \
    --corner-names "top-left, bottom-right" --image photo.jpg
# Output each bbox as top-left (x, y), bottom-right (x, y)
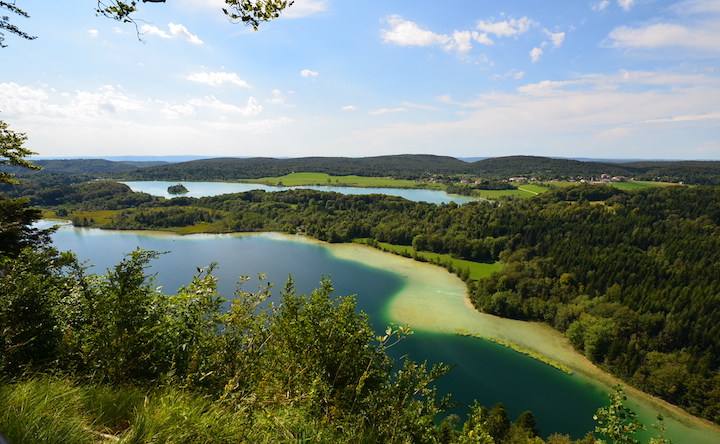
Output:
top-left (0, 120), bottom-right (46, 257)
top-left (0, 2), bottom-right (36, 48)
top-left (96, 0), bottom-right (294, 31)
top-left (0, 120), bottom-right (41, 185)
top-left (594, 385), bottom-right (645, 444)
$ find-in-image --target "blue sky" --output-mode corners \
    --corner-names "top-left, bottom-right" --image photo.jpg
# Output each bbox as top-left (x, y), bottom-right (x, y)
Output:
top-left (1, 0), bottom-right (719, 160)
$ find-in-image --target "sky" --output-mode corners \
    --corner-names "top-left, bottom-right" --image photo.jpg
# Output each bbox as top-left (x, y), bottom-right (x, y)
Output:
top-left (1, 0), bottom-right (719, 160)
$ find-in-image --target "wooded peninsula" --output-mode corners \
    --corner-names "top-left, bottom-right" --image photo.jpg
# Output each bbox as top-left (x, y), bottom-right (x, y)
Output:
top-left (2, 154), bottom-right (720, 443)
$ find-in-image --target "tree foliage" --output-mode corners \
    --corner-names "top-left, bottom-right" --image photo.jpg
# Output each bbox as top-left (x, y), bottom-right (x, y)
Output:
top-left (0, 1), bottom-right (36, 47)
top-left (96, 0), bottom-right (294, 32)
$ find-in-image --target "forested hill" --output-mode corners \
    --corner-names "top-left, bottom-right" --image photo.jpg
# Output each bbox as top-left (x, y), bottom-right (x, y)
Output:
top-left (101, 155), bottom-right (720, 185)
top-left (6, 155), bottom-right (720, 185)
top-left (108, 155), bottom-right (469, 181)
top-left (1, 159), bottom-right (167, 175)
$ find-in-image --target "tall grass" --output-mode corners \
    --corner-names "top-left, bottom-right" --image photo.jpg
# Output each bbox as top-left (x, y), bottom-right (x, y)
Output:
top-left (0, 377), bottom-right (95, 444)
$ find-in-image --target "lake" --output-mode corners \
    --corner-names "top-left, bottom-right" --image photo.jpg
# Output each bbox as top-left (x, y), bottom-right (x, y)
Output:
top-left (120, 181), bottom-right (482, 205)
top-left (46, 223), bottom-right (720, 442)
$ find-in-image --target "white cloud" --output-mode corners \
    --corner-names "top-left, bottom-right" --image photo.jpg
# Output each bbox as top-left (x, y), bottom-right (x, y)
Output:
top-left (345, 69), bottom-right (720, 159)
top-left (607, 23), bottom-right (720, 51)
top-left (492, 69), bottom-right (526, 80)
top-left (186, 71), bottom-right (250, 87)
top-left (381, 15), bottom-right (450, 47)
top-left (473, 32), bottom-right (494, 46)
top-left (369, 107), bottom-right (407, 115)
top-left (282, 0), bottom-right (329, 18)
top-left (188, 96), bottom-right (263, 116)
top-left (476, 17), bottom-right (535, 37)
top-left (642, 112), bottom-right (720, 124)
top-left (89, 30), bottom-right (98, 38)
top-left (593, 1), bottom-right (610, 11)
top-left (267, 89), bottom-right (291, 105)
top-left (140, 23), bottom-right (203, 44)
top-left (169, 23), bottom-right (203, 44)
top-left (160, 103), bottom-right (196, 119)
top-left (445, 30), bottom-right (473, 54)
top-left (342, 105), bottom-right (356, 111)
top-left (140, 25), bottom-right (171, 39)
top-left (672, 0), bottom-right (720, 14)
top-left (530, 47), bottom-right (544, 62)
top-left (618, 0), bottom-right (635, 11)
top-left (301, 69), bottom-right (318, 77)
top-left (545, 30), bottom-right (566, 48)
top-left (381, 15), bottom-right (492, 56)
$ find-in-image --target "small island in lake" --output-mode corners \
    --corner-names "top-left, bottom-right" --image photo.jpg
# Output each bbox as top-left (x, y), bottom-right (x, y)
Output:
top-left (167, 184), bottom-right (189, 195)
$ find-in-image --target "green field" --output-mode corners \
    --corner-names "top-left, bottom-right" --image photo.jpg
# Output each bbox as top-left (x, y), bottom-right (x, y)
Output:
top-left (356, 239), bottom-right (501, 281)
top-left (241, 172), bottom-right (443, 189)
top-left (474, 186), bottom-right (549, 199)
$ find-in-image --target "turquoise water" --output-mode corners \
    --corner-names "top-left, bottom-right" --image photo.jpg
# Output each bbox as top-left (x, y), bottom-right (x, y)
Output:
top-left (48, 225), bottom-right (611, 438)
top-left (121, 181), bottom-right (481, 205)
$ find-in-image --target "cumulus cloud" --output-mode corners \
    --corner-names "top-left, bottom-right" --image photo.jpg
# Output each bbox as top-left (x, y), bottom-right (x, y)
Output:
top-left (301, 69), bottom-right (318, 77)
top-left (381, 15), bottom-right (492, 55)
top-left (381, 15), bottom-right (450, 47)
top-left (89, 30), bottom-right (98, 37)
top-left (593, 1), bottom-right (610, 11)
top-left (342, 105), bottom-right (356, 111)
top-left (476, 17), bottom-right (535, 37)
top-left (140, 23), bottom-right (203, 44)
top-left (186, 72), bottom-right (250, 87)
top-left (545, 29), bottom-right (566, 48)
top-left (618, 0), bottom-right (635, 11)
top-left (530, 47), bottom-right (544, 62)
top-left (369, 107), bottom-right (407, 115)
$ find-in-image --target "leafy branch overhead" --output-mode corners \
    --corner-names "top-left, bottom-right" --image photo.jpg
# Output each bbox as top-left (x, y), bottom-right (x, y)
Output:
top-left (96, 0), bottom-right (294, 31)
top-left (0, 1), bottom-right (37, 48)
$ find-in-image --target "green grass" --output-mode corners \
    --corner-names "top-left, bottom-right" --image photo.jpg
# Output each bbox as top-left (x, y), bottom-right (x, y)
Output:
top-left (356, 239), bottom-right (501, 281)
top-left (610, 180), bottom-right (672, 190)
top-left (241, 172), bottom-right (444, 189)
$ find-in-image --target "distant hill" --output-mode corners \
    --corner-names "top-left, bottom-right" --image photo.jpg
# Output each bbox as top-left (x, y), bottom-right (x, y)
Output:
top-left (109, 155), bottom-right (470, 181)
top-left (3, 159), bottom-right (168, 175)
top-left (6, 155), bottom-right (720, 185)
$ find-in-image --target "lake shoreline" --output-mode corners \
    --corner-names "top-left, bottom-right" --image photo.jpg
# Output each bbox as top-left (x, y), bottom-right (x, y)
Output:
top-left (39, 223), bottom-right (720, 442)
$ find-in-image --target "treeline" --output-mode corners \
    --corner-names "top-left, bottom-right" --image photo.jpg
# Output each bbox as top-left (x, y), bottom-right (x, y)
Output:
top-left (38, 180), bottom-right (720, 425)
top-left (6, 155), bottom-right (720, 185)
top-left (0, 158), bottom-right (166, 175)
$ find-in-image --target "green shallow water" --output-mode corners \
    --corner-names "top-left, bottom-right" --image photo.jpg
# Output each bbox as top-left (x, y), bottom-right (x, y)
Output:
top-left (47, 225), bottom-right (720, 442)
